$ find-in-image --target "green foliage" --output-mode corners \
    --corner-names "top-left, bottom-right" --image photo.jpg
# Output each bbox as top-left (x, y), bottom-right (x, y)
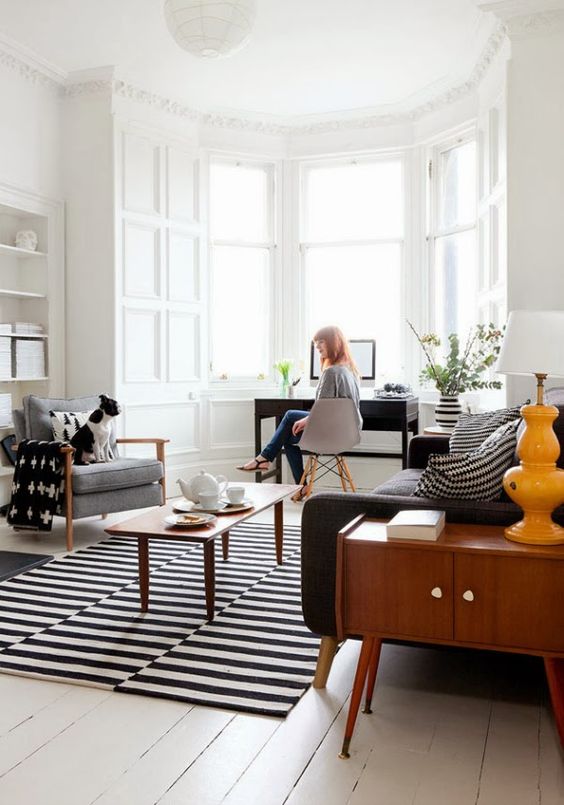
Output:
top-left (408, 321), bottom-right (504, 395)
top-left (274, 359), bottom-right (292, 383)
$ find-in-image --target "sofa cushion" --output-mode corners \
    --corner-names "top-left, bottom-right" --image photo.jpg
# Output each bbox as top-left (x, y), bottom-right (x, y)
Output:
top-left (414, 419), bottom-right (519, 501)
top-left (449, 406), bottom-right (522, 454)
top-left (24, 394), bottom-right (118, 453)
top-left (50, 410), bottom-right (91, 442)
top-left (71, 457), bottom-right (162, 495)
top-left (372, 468), bottom-right (423, 497)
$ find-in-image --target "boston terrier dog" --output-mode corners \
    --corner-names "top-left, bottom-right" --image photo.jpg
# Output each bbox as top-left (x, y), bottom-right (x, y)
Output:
top-left (70, 395), bottom-right (121, 465)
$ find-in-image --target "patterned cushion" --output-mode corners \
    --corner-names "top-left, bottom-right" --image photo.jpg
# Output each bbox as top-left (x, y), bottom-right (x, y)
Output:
top-left (449, 406), bottom-right (522, 454)
top-left (414, 419), bottom-right (520, 501)
top-left (49, 410), bottom-right (91, 443)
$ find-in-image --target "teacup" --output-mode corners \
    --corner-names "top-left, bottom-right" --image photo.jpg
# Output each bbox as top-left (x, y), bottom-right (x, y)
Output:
top-left (199, 492), bottom-right (221, 510)
top-left (227, 486), bottom-right (245, 505)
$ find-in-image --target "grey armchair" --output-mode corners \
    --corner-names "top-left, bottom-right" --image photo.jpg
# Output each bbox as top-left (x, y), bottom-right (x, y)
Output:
top-left (12, 394), bottom-right (168, 551)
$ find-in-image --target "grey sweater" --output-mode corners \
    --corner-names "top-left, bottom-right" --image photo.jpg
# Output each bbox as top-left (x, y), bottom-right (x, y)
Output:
top-left (316, 364), bottom-right (363, 430)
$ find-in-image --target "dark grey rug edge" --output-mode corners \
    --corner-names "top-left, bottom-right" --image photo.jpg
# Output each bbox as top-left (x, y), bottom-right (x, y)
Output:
top-left (0, 551), bottom-right (53, 582)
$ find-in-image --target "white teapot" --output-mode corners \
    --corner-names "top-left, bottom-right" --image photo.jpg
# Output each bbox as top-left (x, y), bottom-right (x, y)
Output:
top-left (177, 471), bottom-right (228, 503)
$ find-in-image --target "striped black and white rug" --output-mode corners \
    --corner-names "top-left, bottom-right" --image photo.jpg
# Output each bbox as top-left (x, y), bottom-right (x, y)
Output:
top-left (0, 522), bottom-right (320, 716)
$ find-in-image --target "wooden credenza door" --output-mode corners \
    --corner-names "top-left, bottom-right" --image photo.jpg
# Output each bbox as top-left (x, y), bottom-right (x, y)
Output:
top-left (454, 554), bottom-right (564, 653)
top-left (343, 545), bottom-right (453, 640)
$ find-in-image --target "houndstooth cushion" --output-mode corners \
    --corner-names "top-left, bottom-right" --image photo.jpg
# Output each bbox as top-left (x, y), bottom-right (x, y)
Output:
top-left (49, 410), bottom-right (91, 443)
top-left (414, 419), bottom-right (520, 501)
top-left (449, 406), bottom-right (522, 454)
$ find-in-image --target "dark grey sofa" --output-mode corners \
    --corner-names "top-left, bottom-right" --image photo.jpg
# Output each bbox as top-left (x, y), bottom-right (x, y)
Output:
top-left (301, 389), bottom-right (564, 686)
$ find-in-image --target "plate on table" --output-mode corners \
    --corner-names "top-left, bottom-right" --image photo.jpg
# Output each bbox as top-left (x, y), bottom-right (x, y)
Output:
top-left (218, 498), bottom-right (255, 514)
top-left (164, 513), bottom-right (216, 529)
top-left (172, 499), bottom-right (194, 513)
top-left (192, 501), bottom-right (229, 514)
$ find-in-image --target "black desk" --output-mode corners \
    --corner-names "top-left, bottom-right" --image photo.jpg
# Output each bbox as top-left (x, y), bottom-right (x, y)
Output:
top-left (254, 396), bottom-right (419, 483)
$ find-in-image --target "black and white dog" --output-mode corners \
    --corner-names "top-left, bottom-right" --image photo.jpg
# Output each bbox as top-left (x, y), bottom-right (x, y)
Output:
top-left (70, 395), bottom-right (121, 465)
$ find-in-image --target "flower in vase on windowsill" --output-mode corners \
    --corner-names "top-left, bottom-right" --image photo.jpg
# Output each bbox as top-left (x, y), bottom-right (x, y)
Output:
top-left (408, 321), bottom-right (504, 429)
top-left (274, 359), bottom-right (293, 397)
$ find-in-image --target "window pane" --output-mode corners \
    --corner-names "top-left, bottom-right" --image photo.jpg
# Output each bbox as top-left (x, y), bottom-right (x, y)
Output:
top-left (210, 163), bottom-right (270, 242)
top-left (434, 230), bottom-right (477, 346)
top-left (439, 141), bottom-right (476, 230)
top-left (211, 246), bottom-right (270, 376)
top-left (304, 160), bottom-right (403, 242)
top-left (305, 244), bottom-right (402, 383)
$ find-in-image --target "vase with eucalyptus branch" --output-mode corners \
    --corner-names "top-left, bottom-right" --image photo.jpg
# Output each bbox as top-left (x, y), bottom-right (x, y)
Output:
top-left (408, 321), bottom-right (504, 430)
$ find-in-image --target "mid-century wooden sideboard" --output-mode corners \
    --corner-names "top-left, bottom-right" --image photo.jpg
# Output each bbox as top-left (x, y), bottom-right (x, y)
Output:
top-left (335, 516), bottom-right (564, 758)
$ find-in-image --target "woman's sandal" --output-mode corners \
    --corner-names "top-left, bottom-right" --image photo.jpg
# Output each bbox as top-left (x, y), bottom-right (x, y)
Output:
top-left (236, 458), bottom-right (271, 472)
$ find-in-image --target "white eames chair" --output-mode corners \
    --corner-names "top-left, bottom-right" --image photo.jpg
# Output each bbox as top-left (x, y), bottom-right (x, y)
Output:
top-left (297, 398), bottom-right (361, 499)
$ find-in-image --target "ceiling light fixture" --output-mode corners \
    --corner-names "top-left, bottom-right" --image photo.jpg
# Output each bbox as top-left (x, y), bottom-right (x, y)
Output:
top-left (163, 0), bottom-right (256, 59)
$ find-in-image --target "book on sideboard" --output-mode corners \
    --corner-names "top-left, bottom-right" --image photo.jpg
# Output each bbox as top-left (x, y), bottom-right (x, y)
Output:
top-left (386, 509), bottom-right (446, 541)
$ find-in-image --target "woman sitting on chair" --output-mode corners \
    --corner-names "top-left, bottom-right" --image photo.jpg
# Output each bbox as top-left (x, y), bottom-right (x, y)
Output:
top-left (238, 325), bottom-right (362, 497)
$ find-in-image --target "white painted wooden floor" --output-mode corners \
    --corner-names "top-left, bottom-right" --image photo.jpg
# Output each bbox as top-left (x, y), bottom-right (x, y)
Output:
top-left (0, 503), bottom-right (563, 805)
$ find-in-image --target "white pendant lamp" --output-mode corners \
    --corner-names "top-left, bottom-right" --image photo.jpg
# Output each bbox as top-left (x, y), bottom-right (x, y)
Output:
top-left (163, 0), bottom-right (257, 59)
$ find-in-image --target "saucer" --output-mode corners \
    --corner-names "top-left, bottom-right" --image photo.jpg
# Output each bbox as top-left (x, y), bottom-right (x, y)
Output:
top-left (164, 513), bottom-right (216, 528)
top-left (192, 501), bottom-right (229, 514)
top-left (172, 499), bottom-right (194, 513)
top-left (219, 498), bottom-right (254, 514)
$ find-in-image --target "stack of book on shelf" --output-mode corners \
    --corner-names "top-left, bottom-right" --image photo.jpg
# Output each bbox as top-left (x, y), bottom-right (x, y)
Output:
top-left (386, 509), bottom-right (446, 541)
top-left (15, 339), bottom-right (45, 379)
top-left (0, 337), bottom-right (11, 380)
top-left (13, 322), bottom-right (44, 335)
top-left (0, 393), bottom-right (12, 426)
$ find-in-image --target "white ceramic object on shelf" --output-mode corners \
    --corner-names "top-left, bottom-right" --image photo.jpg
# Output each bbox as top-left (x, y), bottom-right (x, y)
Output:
top-left (177, 471), bottom-right (228, 503)
top-left (14, 230), bottom-right (38, 251)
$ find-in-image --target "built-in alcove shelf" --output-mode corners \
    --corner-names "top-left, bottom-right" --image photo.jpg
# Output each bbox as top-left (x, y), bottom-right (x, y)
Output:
top-left (0, 243), bottom-right (47, 259)
top-left (0, 377), bottom-right (48, 383)
top-left (0, 334), bottom-right (48, 340)
top-left (0, 290), bottom-right (47, 300)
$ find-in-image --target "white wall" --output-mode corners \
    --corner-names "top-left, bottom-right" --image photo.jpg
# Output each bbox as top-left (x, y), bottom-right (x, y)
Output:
top-left (0, 66), bottom-right (62, 199)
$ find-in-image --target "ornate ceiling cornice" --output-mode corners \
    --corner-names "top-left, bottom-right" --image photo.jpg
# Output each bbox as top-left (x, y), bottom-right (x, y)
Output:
top-left (2, 21), bottom-right (508, 135)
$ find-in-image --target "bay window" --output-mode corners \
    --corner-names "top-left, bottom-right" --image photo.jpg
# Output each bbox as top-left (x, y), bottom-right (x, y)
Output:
top-left (300, 158), bottom-right (404, 384)
top-left (209, 159), bottom-right (275, 380)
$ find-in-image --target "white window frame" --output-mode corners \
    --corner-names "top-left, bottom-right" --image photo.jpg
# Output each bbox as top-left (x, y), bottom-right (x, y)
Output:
top-left (207, 154), bottom-right (278, 385)
top-left (297, 151), bottom-right (409, 385)
top-left (426, 128), bottom-right (478, 339)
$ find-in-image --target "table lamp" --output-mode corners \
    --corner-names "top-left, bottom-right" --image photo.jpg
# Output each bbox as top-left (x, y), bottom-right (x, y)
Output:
top-left (496, 310), bottom-right (564, 545)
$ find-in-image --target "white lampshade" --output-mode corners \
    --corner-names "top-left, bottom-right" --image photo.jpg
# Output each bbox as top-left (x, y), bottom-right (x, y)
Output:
top-left (496, 310), bottom-right (564, 377)
top-left (164, 0), bottom-right (256, 59)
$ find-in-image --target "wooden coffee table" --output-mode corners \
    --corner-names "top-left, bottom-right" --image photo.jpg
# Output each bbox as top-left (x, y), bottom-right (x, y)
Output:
top-left (105, 482), bottom-right (299, 621)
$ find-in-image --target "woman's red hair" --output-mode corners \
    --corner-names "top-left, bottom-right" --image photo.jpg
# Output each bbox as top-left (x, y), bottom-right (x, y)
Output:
top-left (313, 326), bottom-right (359, 375)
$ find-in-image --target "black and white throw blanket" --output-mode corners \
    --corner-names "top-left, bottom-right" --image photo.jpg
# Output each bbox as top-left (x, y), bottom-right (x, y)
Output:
top-left (7, 440), bottom-right (65, 531)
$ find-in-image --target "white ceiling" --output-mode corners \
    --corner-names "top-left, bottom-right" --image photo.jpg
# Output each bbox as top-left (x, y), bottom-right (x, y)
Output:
top-left (0, 0), bottom-right (495, 119)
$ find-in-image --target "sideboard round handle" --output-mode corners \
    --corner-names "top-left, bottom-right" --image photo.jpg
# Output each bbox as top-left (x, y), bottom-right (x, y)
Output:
top-left (462, 590), bottom-right (475, 602)
top-left (431, 587), bottom-right (443, 599)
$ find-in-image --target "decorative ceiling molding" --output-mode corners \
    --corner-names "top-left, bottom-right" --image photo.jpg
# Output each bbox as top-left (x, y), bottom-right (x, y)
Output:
top-left (1, 20), bottom-right (508, 135)
top-left (0, 37), bottom-right (64, 93)
top-left (505, 8), bottom-right (564, 36)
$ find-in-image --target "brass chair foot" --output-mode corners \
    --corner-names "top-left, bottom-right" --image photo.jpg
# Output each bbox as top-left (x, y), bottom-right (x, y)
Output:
top-left (338, 738), bottom-right (351, 759)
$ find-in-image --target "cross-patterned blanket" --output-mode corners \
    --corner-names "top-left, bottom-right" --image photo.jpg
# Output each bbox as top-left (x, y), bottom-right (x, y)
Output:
top-left (7, 440), bottom-right (65, 531)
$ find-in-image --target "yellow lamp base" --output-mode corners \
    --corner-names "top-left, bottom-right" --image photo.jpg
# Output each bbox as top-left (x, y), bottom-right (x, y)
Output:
top-left (504, 514), bottom-right (564, 546)
top-left (503, 402), bottom-right (564, 546)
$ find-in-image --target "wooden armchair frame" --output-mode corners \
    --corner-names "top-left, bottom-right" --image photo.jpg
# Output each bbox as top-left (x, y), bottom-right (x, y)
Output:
top-left (13, 438), bottom-right (169, 551)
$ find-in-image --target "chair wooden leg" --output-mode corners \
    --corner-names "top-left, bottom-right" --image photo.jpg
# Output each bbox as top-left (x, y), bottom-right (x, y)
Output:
top-left (63, 450), bottom-right (74, 552)
top-left (304, 456), bottom-right (319, 498)
top-left (156, 441), bottom-right (166, 505)
top-left (101, 513), bottom-right (108, 520)
top-left (341, 458), bottom-right (356, 492)
top-left (336, 457), bottom-right (347, 492)
top-left (298, 456), bottom-right (312, 487)
top-left (313, 636), bottom-right (339, 689)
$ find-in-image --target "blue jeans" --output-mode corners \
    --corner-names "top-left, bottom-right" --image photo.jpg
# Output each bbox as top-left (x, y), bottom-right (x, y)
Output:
top-left (261, 410), bottom-right (309, 483)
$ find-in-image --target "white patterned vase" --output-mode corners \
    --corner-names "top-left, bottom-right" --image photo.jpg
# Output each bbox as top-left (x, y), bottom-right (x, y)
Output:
top-left (434, 395), bottom-right (462, 431)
